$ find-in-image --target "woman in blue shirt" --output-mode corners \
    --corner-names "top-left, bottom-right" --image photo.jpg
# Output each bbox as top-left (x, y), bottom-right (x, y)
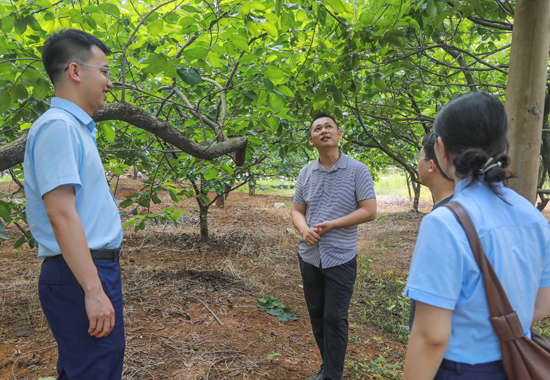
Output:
top-left (403, 92), bottom-right (550, 380)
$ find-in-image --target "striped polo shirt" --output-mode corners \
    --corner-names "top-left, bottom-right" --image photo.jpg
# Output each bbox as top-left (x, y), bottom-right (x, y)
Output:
top-left (293, 153), bottom-right (376, 268)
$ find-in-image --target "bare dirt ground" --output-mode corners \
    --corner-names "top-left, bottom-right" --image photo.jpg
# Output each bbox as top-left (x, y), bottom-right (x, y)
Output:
top-left (0, 177), bottom-right (437, 380)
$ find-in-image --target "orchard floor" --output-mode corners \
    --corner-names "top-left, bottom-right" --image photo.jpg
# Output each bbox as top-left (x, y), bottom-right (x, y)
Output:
top-left (2, 177), bottom-right (541, 380)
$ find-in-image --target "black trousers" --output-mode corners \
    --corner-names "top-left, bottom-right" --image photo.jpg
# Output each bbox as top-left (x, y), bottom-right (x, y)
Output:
top-left (299, 254), bottom-right (357, 380)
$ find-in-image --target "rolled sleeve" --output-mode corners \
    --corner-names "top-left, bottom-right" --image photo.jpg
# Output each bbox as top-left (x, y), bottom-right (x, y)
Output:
top-left (404, 210), bottom-right (466, 311)
top-left (32, 120), bottom-right (82, 196)
top-left (355, 164), bottom-right (375, 201)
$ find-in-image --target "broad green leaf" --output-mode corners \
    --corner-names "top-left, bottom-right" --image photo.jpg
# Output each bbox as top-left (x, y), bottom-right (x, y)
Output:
top-left (14, 17), bottom-right (27, 34)
top-left (14, 236), bottom-right (25, 249)
top-left (220, 165), bottom-right (234, 175)
top-left (275, 0), bottom-right (283, 16)
top-left (204, 169), bottom-right (218, 180)
top-left (244, 90), bottom-right (258, 101)
top-left (232, 39), bottom-right (250, 52)
top-left (112, 167), bottom-right (124, 175)
top-left (147, 20), bottom-right (164, 35)
top-left (25, 15), bottom-right (43, 31)
top-left (0, 204), bottom-right (10, 223)
top-left (0, 219), bottom-right (9, 240)
top-left (83, 5), bottom-right (99, 13)
top-left (182, 47), bottom-right (208, 61)
top-left (427, 0), bottom-right (438, 18)
top-left (277, 85), bottom-right (294, 98)
top-left (32, 79), bottom-right (51, 101)
top-left (100, 124), bottom-right (116, 142)
top-left (0, 91), bottom-right (11, 114)
top-left (263, 78), bottom-right (275, 92)
top-left (265, 65), bottom-right (285, 80)
top-left (177, 66), bottom-right (202, 86)
top-left (179, 16), bottom-right (196, 27)
top-left (98, 3), bottom-right (121, 17)
top-left (263, 21), bottom-right (278, 38)
top-left (268, 92), bottom-right (284, 113)
top-left (248, 135), bottom-right (262, 144)
top-left (12, 84), bottom-right (28, 100)
top-left (1, 16), bottom-right (14, 33)
top-left (325, 0), bottom-right (345, 14)
top-left (123, 218), bottom-right (138, 227)
top-left (374, 78), bottom-right (386, 90)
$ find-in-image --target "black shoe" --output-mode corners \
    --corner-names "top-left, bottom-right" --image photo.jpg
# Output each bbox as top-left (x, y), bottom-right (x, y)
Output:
top-left (306, 369), bottom-right (324, 380)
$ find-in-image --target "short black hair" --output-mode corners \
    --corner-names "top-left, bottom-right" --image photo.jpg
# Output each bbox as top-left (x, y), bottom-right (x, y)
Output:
top-left (422, 132), bottom-right (453, 182)
top-left (42, 29), bottom-right (111, 86)
top-left (310, 112), bottom-right (339, 133)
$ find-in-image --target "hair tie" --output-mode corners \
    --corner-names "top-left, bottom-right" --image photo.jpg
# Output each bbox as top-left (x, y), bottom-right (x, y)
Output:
top-left (479, 157), bottom-right (501, 174)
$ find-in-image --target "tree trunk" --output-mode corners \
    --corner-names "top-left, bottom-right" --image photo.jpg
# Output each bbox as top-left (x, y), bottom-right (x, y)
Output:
top-left (248, 182), bottom-right (256, 196)
top-left (215, 183), bottom-right (232, 207)
top-left (505, 0), bottom-right (550, 204)
top-left (411, 182), bottom-right (421, 212)
top-left (132, 164), bottom-right (138, 180)
top-left (199, 206), bottom-right (209, 243)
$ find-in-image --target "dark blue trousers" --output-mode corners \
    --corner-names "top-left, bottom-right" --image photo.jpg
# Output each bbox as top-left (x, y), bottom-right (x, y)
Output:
top-left (299, 254), bottom-right (357, 380)
top-left (38, 258), bottom-right (125, 380)
top-left (435, 359), bottom-right (507, 380)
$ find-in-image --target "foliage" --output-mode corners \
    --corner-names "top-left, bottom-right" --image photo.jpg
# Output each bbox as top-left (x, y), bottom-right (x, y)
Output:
top-left (346, 355), bottom-right (403, 380)
top-left (257, 295), bottom-right (298, 323)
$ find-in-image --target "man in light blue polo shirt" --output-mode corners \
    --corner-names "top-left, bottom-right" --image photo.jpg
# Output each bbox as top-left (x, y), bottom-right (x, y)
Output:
top-left (291, 113), bottom-right (377, 380)
top-left (24, 29), bottom-right (124, 380)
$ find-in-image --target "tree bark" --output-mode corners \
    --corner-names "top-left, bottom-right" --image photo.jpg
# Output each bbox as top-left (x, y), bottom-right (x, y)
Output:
top-left (0, 102), bottom-right (248, 172)
top-left (248, 182), bottom-right (256, 196)
top-left (199, 206), bottom-right (209, 243)
top-left (411, 182), bottom-right (421, 213)
top-left (215, 183), bottom-right (232, 208)
top-left (505, 0), bottom-right (550, 204)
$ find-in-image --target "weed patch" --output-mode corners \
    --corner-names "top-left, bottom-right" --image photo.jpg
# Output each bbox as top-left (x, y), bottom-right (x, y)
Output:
top-left (346, 356), bottom-right (403, 379)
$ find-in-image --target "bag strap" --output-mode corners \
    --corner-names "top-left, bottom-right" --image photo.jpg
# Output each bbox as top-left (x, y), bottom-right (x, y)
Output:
top-left (444, 202), bottom-right (514, 317)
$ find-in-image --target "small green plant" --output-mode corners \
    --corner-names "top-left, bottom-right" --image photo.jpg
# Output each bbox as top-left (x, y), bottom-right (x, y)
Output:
top-left (346, 356), bottom-right (403, 379)
top-left (257, 296), bottom-right (298, 323)
top-left (267, 352), bottom-right (282, 363)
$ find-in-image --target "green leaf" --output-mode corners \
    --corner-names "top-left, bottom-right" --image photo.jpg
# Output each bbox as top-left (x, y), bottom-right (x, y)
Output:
top-left (1, 16), bottom-right (14, 33)
top-left (32, 79), bottom-right (51, 101)
top-left (14, 17), bottom-right (27, 34)
top-left (232, 39), bottom-right (250, 52)
top-left (147, 20), bottom-right (164, 35)
top-left (268, 92), bottom-right (284, 113)
top-left (182, 47), bottom-right (208, 61)
top-left (112, 167), bottom-right (124, 175)
top-left (204, 169), bottom-right (218, 180)
top-left (177, 66), bottom-right (202, 86)
top-left (98, 3), bottom-right (121, 17)
top-left (426, 0), bottom-right (438, 18)
top-left (12, 84), bottom-right (28, 100)
top-left (123, 218), bottom-right (138, 227)
top-left (83, 5), bottom-right (99, 13)
top-left (265, 65), bottom-right (285, 80)
top-left (374, 78), bottom-right (386, 90)
top-left (0, 219), bottom-right (8, 240)
top-left (14, 236), bottom-right (25, 249)
top-left (38, 377), bottom-right (57, 380)
top-left (220, 165), bottom-right (234, 175)
top-left (0, 204), bottom-right (10, 223)
top-left (100, 124), bottom-right (116, 142)
top-left (244, 90), bottom-right (258, 101)
top-left (275, 0), bottom-right (283, 16)
top-left (0, 91), bottom-right (11, 114)
top-left (325, 0), bottom-right (346, 14)
top-left (263, 78), bottom-right (275, 92)
top-left (277, 85), bottom-right (294, 98)
top-left (24, 15), bottom-right (42, 31)
top-left (263, 21), bottom-right (278, 38)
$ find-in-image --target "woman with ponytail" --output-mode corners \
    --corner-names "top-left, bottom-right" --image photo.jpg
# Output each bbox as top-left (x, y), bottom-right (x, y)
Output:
top-left (403, 92), bottom-right (550, 380)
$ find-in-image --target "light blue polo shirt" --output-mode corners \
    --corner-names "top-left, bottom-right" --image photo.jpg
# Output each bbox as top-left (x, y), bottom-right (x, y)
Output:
top-left (404, 179), bottom-right (550, 364)
top-left (24, 97), bottom-right (122, 259)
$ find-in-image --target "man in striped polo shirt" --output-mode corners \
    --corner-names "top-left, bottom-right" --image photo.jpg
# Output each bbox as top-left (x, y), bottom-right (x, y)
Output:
top-left (291, 113), bottom-right (377, 380)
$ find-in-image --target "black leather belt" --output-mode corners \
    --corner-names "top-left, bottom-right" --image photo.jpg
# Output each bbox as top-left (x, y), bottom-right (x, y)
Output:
top-left (44, 248), bottom-right (122, 261)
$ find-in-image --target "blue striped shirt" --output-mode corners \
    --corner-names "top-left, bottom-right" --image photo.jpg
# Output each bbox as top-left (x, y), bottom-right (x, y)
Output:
top-left (293, 153), bottom-right (376, 268)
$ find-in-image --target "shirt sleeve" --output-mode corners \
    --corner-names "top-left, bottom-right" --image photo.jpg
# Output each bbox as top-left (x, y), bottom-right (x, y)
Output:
top-left (31, 119), bottom-right (82, 197)
top-left (293, 168), bottom-right (305, 204)
top-left (403, 209), bottom-right (467, 310)
top-left (355, 164), bottom-right (376, 201)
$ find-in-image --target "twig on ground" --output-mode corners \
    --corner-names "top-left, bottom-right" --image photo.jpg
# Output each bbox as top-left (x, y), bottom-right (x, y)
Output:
top-left (188, 291), bottom-right (224, 326)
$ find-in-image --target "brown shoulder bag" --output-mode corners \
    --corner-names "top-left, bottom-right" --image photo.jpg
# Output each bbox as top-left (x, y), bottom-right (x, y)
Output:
top-left (444, 202), bottom-right (550, 380)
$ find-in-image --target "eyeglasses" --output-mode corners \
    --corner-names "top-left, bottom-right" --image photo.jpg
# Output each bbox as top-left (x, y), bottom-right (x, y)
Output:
top-left (63, 62), bottom-right (111, 81)
top-left (414, 152), bottom-right (431, 162)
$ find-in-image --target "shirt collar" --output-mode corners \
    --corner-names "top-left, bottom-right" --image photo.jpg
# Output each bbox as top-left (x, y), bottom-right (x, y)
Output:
top-left (313, 152), bottom-right (348, 172)
top-left (50, 97), bottom-right (95, 133)
top-left (454, 177), bottom-right (504, 193)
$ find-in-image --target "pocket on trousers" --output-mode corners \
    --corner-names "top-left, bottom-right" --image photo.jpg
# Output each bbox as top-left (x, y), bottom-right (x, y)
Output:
top-left (38, 261), bottom-right (71, 286)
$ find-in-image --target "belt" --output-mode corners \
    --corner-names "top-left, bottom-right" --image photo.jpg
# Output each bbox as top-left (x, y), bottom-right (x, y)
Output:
top-left (44, 248), bottom-right (122, 261)
top-left (440, 359), bottom-right (505, 374)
